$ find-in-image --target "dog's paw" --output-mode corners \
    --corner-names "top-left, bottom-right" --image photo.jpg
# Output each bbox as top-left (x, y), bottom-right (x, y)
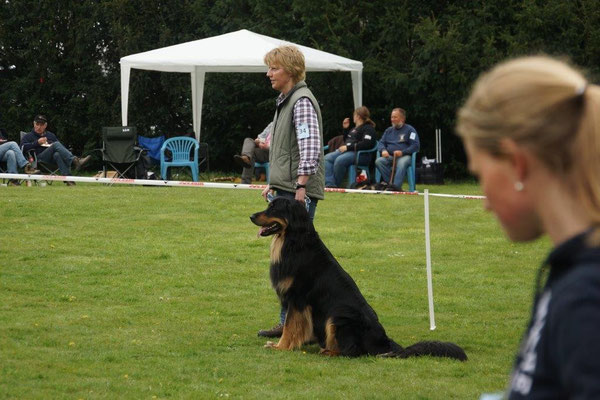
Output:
top-left (264, 341), bottom-right (277, 349)
top-left (319, 348), bottom-right (340, 357)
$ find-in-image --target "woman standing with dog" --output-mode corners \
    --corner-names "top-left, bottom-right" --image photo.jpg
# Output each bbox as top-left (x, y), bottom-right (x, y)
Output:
top-left (257, 44), bottom-right (325, 338)
top-left (457, 56), bottom-right (600, 399)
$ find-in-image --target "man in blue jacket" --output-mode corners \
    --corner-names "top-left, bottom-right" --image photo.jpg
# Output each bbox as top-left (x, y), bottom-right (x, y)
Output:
top-left (21, 115), bottom-right (90, 185)
top-left (375, 108), bottom-right (420, 190)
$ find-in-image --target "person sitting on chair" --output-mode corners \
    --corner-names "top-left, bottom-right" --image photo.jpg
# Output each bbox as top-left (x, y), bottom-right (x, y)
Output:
top-left (0, 129), bottom-right (39, 186)
top-left (375, 108), bottom-right (420, 191)
top-left (326, 117), bottom-right (352, 153)
top-left (324, 106), bottom-right (376, 188)
top-left (20, 115), bottom-right (91, 186)
top-left (233, 122), bottom-right (273, 184)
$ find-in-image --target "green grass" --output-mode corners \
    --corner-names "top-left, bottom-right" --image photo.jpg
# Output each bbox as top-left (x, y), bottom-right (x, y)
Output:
top-left (0, 183), bottom-right (549, 399)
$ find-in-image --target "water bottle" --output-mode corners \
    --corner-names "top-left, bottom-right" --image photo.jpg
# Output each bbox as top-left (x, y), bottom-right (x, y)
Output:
top-left (304, 195), bottom-right (311, 212)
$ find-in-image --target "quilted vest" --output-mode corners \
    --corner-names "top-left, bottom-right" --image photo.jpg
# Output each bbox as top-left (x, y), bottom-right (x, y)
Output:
top-left (268, 81), bottom-right (325, 200)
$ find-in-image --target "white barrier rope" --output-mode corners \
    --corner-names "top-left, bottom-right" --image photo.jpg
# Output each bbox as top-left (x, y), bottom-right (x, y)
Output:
top-left (0, 173), bottom-right (486, 199)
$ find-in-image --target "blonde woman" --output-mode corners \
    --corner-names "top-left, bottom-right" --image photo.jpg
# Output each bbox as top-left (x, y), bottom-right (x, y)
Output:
top-left (257, 45), bottom-right (325, 339)
top-left (457, 56), bottom-right (600, 399)
top-left (261, 45), bottom-right (325, 219)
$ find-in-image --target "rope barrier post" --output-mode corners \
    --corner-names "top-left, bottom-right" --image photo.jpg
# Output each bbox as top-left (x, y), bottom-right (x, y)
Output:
top-left (424, 189), bottom-right (436, 330)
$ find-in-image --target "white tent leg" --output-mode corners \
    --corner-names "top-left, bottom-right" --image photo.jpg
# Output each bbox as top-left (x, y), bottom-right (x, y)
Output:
top-left (120, 65), bottom-right (131, 126)
top-left (351, 70), bottom-right (363, 109)
top-left (192, 68), bottom-right (206, 142)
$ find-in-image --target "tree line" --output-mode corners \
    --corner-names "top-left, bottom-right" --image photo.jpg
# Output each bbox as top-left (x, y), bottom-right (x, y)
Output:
top-left (1, 0), bottom-right (599, 177)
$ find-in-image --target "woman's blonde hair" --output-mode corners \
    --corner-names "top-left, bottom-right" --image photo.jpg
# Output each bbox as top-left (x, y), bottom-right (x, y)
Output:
top-left (456, 55), bottom-right (600, 228)
top-left (264, 45), bottom-right (306, 83)
top-left (354, 106), bottom-right (375, 127)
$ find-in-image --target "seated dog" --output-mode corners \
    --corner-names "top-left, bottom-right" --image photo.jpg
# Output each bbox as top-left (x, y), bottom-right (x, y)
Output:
top-left (250, 197), bottom-right (467, 360)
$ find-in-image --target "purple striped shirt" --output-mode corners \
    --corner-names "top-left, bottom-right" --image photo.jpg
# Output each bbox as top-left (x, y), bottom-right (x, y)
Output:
top-left (276, 94), bottom-right (321, 176)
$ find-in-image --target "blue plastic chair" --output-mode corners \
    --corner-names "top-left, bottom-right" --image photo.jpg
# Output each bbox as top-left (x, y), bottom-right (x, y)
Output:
top-left (160, 137), bottom-right (199, 182)
top-left (375, 151), bottom-right (417, 192)
top-left (346, 140), bottom-right (378, 188)
top-left (254, 161), bottom-right (270, 182)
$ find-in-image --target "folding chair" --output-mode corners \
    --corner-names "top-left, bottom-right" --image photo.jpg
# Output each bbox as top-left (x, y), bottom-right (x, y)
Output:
top-left (198, 142), bottom-right (209, 176)
top-left (20, 131), bottom-right (59, 184)
top-left (160, 136), bottom-right (199, 181)
top-left (138, 135), bottom-right (165, 178)
top-left (100, 126), bottom-right (143, 179)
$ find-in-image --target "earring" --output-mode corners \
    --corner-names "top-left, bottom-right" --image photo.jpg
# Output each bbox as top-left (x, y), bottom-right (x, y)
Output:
top-left (514, 181), bottom-right (524, 192)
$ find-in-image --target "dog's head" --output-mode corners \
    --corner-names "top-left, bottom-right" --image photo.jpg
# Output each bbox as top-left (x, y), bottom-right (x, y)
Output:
top-left (250, 197), bottom-right (312, 237)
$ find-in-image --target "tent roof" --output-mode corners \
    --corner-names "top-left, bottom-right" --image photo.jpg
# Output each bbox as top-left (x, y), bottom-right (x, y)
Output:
top-left (119, 29), bottom-right (363, 73)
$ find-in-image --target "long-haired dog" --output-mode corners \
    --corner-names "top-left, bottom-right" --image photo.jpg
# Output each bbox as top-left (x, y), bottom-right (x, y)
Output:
top-left (250, 197), bottom-right (467, 360)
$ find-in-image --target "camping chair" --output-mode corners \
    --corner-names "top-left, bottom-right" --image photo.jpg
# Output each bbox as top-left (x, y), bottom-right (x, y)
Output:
top-left (254, 161), bottom-right (269, 182)
top-left (346, 140), bottom-right (378, 188)
top-left (99, 126), bottom-right (143, 180)
top-left (375, 151), bottom-right (417, 192)
top-left (20, 131), bottom-right (59, 184)
top-left (138, 134), bottom-right (165, 178)
top-left (197, 141), bottom-right (209, 178)
top-left (160, 136), bottom-right (199, 181)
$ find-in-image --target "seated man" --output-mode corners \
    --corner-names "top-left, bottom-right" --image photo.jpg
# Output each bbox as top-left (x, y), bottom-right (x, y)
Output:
top-left (0, 129), bottom-right (39, 186)
top-left (325, 107), bottom-right (376, 188)
top-left (233, 122), bottom-right (272, 184)
top-left (20, 115), bottom-right (91, 186)
top-left (375, 108), bottom-right (420, 191)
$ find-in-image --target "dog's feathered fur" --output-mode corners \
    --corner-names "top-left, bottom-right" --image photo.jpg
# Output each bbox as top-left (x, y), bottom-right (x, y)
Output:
top-left (250, 197), bottom-right (467, 360)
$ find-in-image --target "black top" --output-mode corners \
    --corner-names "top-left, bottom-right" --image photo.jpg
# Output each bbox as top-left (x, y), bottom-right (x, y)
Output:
top-left (343, 123), bottom-right (376, 152)
top-left (508, 229), bottom-right (600, 399)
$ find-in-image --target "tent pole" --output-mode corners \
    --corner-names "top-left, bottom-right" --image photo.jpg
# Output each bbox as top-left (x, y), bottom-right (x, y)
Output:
top-left (120, 64), bottom-right (131, 126)
top-left (351, 70), bottom-right (363, 109)
top-left (192, 67), bottom-right (206, 142)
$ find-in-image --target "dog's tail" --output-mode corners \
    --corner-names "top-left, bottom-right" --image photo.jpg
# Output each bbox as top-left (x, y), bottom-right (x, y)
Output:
top-left (382, 340), bottom-right (467, 361)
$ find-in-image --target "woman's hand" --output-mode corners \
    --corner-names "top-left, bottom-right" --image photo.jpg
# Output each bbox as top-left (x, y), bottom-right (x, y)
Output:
top-left (295, 187), bottom-right (306, 204)
top-left (261, 185), bottom-right (271, 201)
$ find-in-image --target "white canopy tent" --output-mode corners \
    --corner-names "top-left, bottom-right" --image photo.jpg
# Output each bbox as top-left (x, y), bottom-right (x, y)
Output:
top-left (120, 29), bottom-right (363, 140)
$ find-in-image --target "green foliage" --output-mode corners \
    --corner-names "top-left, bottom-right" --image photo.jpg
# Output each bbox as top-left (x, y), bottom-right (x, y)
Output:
top-left (0, 183), bottom-right (550, 398)
top-left (1, 0), bottom-right (599, 176)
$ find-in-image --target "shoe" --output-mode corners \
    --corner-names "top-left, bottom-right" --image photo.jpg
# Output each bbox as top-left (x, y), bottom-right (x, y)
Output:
top-left (72, 155), bottom-right (91, 171)
top-left (385, 185), bottom-right (402, 192)
top-left (374, 182), bottom-right (388, 191)
top-left (24, 163), bottom-right (40, 174)
top-left (241, 179), bottom-right (252, 184)
top-left (8, 179), bottom-right (21, 186)
top-left (64, 181), bottom-right (76, 186)
top-left (257, 323), bottom-right (283, 338)
top-left (234, 155), bottom-right (252, 169)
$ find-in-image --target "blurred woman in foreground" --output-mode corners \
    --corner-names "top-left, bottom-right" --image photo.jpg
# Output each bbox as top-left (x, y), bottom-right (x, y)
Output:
top-left (457, 56), bottom-right (600, 399)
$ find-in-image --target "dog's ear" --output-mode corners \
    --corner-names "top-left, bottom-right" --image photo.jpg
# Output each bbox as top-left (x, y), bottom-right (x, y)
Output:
top-left (285, 198), bottom-right (312, 232)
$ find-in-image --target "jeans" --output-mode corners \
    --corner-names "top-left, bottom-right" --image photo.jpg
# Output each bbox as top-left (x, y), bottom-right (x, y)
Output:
top-left (324, 150), bottom-right (371, 187)
top-left (273, 188), bottom-right (319, 325)
top-left (375, 154), bottom-right (411, 188)
top-left (37, 142), bottom-right (75, 175)
top-left (0, 142), bottom-right (28, 173)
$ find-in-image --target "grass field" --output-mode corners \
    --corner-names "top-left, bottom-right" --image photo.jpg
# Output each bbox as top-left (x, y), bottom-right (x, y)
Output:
top-left (0, 182), bottom-right (550, 399)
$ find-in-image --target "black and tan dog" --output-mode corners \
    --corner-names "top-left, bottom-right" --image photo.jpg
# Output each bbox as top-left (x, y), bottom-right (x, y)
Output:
top-left (250, 197), bottom-right (467, 360)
